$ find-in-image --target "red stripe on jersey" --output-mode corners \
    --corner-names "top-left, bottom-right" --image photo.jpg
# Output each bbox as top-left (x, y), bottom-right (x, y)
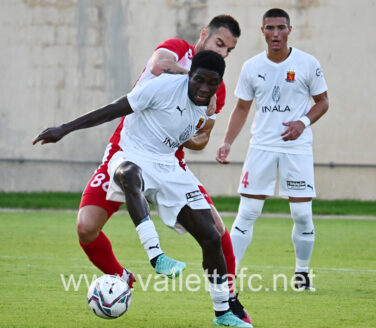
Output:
top-left (109, 117), bottom-right (125, 145)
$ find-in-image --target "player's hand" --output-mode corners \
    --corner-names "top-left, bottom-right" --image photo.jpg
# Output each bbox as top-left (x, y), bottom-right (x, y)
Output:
top-left (32, 126), bottom-right (66, 145)
top-left (281, 120), bottom-right (305, 141)
top-left (216, 142), bottom-right (231, 164)
top-left (206, 94), bottom-right (217, 116)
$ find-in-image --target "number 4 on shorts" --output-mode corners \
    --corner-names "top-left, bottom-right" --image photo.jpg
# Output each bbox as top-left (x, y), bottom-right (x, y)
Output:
top-left (241, 171), bottom-right (249, 188)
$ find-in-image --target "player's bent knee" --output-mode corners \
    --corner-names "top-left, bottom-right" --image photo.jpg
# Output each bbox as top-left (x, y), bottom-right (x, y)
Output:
top-left (76, 206), bottom-right (107, 243)
top-left (201, 229), bottom-right (222, 252)
top-left (114, 161), bottom-right (143, 193)
top-left (76, 221), bottom-right (101, 243)
top-left (290, 202), bottom-right (313, 226)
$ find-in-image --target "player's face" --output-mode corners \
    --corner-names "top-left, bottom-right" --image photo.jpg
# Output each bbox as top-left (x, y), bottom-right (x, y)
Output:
top-left (262, 17), bottom-right (291, 52)
top-left (188, 68), bottom-right (222, 106)
top-left (200, 27), bottom-right (237, 58)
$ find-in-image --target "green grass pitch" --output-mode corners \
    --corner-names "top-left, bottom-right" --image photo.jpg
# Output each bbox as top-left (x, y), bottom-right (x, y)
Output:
top-left (0, 211), bottom-right (375, 327)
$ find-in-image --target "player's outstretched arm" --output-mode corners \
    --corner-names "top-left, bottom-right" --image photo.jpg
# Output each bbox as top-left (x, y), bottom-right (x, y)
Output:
top-left (216, 98), bottom-right (252, 164)
top-left (32, 96), bottom-right (133, 145)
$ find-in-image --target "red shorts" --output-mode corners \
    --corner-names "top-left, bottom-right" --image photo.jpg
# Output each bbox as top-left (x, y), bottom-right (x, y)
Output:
top-left (79, 145), bottom-right (123, 218)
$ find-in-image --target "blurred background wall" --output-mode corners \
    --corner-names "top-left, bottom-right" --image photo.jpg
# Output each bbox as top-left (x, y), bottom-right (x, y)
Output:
top-left (1, 0), bottom-right (375, 200)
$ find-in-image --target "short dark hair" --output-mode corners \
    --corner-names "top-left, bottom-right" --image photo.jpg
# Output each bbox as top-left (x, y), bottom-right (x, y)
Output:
top-left (263, 8), bottom-right (290, 26)
top-left (190, 50), bottom-right (226, 79)
top-left (207, 14), bottom-right (241, 38)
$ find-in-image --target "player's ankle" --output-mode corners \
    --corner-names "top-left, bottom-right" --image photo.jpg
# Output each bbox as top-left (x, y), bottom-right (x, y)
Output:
top-left (150, 253), bottom-right (164, 268)
top-left (215, 309), bottom-right (230, 317)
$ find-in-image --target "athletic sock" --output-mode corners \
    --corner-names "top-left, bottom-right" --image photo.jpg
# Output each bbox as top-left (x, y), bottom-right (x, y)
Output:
top-left (135, 218), bottom-right (163, 261)
top-left (290, 201), bottom-right (314, 272)
top-left (221, 229), bottom-right (236, 294)
top-left (79, 231), bottom-right (123, 275)
top-left (230, 197), bottom-right (264, 273)
top-left (208, 276), bottom-right (230, 313)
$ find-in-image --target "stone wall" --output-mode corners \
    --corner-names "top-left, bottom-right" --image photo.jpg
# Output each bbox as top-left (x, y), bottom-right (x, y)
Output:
top-left (1, 0), bottom-right (375, 199)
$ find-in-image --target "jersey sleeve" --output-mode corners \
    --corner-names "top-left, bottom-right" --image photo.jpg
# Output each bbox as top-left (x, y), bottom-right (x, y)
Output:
top-left (308, 56), bottom-right (328, 96)
top-left (155, 38), bottom-right (192, 61)
top-left (234, 60), bottom-right (254, 101)
top-left (127, 78), bottom-right (161, 113)
top-left (234, 61), bottom-right (254, 101)
top-left (215, 81), bottom-right (226, 114)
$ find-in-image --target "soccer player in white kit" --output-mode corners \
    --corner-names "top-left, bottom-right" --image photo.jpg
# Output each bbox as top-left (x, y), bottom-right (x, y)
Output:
top-left (34, 50), bottom-right (252, 327)
top-left (217, 8), bottom-right (329, 290)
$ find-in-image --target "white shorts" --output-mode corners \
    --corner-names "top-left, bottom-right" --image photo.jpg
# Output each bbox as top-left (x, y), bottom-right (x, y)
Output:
top-left (106, 150), bottom-right (211, 233)
top-left (238, 148), bottom-right (316, 198)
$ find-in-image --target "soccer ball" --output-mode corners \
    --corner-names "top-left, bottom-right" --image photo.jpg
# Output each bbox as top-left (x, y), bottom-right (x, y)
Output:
top-left (87, 274), bottom-right (132, 319)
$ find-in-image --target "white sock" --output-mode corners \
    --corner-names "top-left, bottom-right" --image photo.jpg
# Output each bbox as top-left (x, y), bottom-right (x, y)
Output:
top-left (209, 278), bottom-right (230, 312)
top-left (290, 201), bottom-right (314, 272)
top-left (135, 219), bottom-right (163, 260)
top-left (230, 197), bottom-right (264, 274)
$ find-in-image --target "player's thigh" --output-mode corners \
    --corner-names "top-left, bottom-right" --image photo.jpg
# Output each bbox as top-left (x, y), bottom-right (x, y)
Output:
top-left (197, 184), bottom-right (225, 235)
top-left (209, 203), bottom-right (225, 235)
top-left (148, 165), bottom-right (211, 231)
top-left (238, 148), bottom-right (279, 196)
top-left (278, 153), bottom-right (316, 198)
top-left (80, 164), bottom-right (122, 218)
top-left (177, 206), bottom-right (219, 243)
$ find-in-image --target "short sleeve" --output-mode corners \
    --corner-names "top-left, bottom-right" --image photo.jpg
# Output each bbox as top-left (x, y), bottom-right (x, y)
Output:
top-left (155, 39), bottom-right (192, 61)
top-left (127, 78), bottom-right (159, 112)
top-left (234, 61), bottom-right (254, 101)
top-left (308, 56), bottom-right (328, 96)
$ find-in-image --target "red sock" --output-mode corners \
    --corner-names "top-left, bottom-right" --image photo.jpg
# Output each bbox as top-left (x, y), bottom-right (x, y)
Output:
top-left (221, 228), bottom-right (236, 294)
top-left (79, 231), bottom-right (124, 276)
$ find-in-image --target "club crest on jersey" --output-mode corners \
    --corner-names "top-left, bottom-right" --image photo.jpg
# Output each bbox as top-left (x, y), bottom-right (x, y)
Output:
top-left (272, 86), bottom-right (280, 103)
top-left (179, 124), bottom-right (193, 143)
top-left (286, 69), bottom-right (295, 82)
top-left (196, 117), bottom-right (205, 129)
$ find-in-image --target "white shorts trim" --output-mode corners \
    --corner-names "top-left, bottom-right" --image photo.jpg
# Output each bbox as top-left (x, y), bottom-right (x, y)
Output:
top-left (238, 148), bottom-right (316, 198)
top-left (106, 150), bottom-right (210, 233)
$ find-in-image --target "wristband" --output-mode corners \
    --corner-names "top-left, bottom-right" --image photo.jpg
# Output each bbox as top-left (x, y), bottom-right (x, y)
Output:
top-left (299, 116), bottom-right (311, 128)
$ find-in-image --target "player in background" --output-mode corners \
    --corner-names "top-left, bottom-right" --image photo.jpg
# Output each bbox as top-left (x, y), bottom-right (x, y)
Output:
top-left (34, 50), bottom-right (253, 327)
top-left (216, 8), bottom-right (329, 290)
top-left (33, 15), bottom-right (251, 323)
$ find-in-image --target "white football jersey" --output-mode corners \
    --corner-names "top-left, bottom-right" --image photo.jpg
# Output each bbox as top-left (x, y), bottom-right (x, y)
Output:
top-left (235, 47), bottom-right (328, 154)
top-left (120, 74), bottom-right (208, 164)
